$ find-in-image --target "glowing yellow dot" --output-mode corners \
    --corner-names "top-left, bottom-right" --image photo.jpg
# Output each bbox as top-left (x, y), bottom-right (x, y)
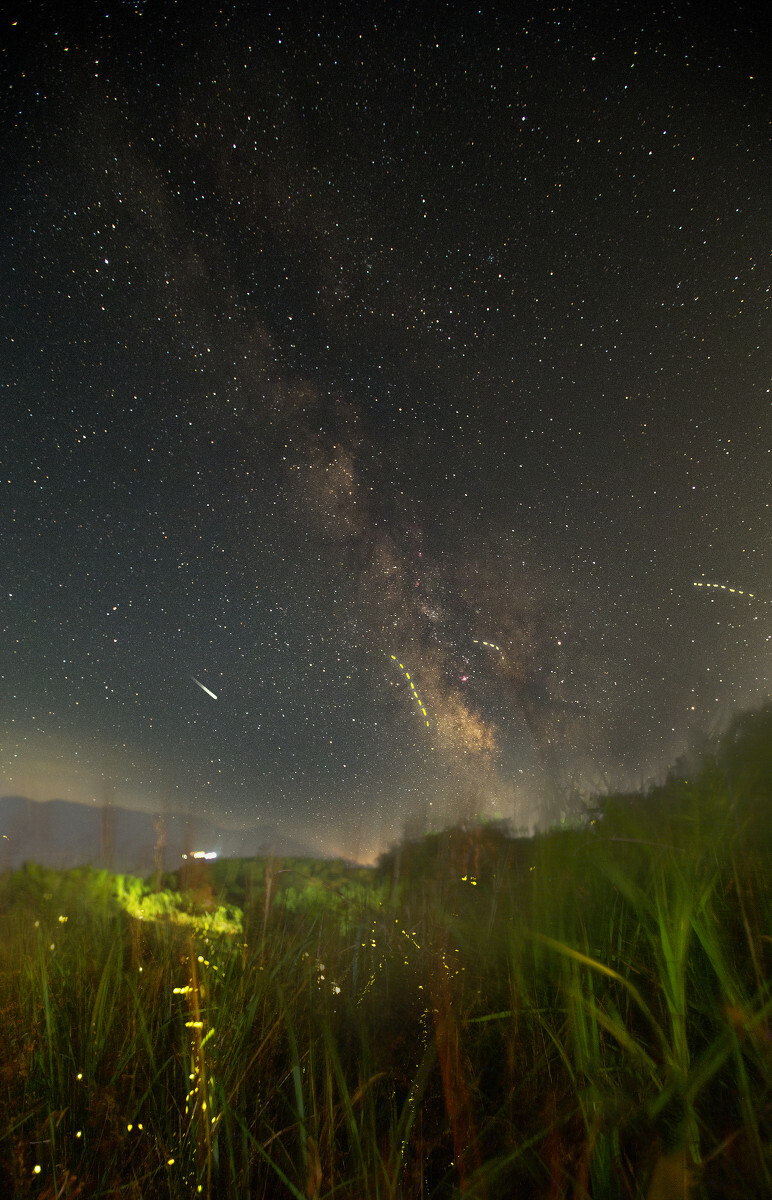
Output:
top-left (168, 1158), bottom-right (175, 1166)
top-left (33, 1165), bottom-right (41, 1174)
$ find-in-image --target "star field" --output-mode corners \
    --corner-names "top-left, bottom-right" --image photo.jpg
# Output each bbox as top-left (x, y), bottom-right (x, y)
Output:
top-left (1, 2), bottom-right (769, 859)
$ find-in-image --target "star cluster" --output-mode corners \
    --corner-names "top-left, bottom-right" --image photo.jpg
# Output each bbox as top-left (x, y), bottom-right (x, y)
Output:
top-left (1, 2), bottom-right (769, 859)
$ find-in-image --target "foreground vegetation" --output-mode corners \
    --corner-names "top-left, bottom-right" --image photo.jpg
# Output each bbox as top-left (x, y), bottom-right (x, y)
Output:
top-left (1, 708), bottom-right (771, 1198)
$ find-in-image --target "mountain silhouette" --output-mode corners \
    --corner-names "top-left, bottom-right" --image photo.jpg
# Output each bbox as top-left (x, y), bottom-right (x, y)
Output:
top-left (0, 795), bottom-right (319, 874)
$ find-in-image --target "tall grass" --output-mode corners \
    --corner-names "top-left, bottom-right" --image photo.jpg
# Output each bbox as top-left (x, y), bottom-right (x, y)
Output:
top-left (1, 722), bottom-right (770, 1197)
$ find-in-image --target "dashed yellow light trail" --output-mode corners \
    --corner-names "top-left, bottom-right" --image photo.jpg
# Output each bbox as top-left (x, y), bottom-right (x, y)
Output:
top-left (693, 582), bottom-right (766, 603)
top-left (472, 638), bottom-right (504, 658)
top-left (389, 655), bottom-right (430, 726)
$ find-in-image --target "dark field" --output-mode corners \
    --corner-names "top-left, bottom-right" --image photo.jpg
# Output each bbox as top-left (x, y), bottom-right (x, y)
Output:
top-left (1, 709), bottom-right (771, 1198)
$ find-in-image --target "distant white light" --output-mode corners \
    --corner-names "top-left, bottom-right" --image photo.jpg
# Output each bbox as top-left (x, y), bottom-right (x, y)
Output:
top-left (190, 850), bottom-right (217, 860)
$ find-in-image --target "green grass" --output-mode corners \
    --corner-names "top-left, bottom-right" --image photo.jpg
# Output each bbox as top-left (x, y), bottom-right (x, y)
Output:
top-left (1, 708), bottom-right (770, 1198)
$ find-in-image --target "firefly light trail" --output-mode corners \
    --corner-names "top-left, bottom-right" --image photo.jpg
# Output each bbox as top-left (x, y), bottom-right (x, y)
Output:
top-left (389, 656), bottom-right (430, 727)
top-left (693, 582), bottom-right (766, 603)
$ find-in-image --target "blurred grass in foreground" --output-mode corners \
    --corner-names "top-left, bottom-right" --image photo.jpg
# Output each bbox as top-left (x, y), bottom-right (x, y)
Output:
top-left (1, 706), bottom-right (770, 1198)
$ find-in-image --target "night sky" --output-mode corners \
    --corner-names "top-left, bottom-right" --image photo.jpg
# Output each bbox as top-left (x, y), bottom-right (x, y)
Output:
top-left (2, 2), bottom-right (769, 861)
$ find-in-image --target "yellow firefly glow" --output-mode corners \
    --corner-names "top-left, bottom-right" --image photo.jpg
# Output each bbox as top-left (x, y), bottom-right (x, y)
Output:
top-left (389, 655), bottom-right (430, 726)
top-left (693, 581), bottom-right (763, 601)
top-left (473, 638), bottom-right (504, 657)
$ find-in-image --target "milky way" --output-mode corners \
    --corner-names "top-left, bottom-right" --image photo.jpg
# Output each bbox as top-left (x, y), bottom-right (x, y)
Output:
top-left (1, 2), bottom-right (769, 859)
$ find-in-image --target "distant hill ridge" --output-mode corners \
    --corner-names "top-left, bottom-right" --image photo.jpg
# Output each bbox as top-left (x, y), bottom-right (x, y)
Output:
top-left (0, 795), bottom-right (318, 873)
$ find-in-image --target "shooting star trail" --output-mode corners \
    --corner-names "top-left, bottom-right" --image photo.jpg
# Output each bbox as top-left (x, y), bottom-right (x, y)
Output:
top-left (192, 676), bottom-right (218, 700)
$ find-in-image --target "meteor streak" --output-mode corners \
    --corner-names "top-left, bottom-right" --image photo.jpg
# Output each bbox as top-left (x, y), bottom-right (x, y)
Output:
top-left (192, 676), bottom-right (218, 700)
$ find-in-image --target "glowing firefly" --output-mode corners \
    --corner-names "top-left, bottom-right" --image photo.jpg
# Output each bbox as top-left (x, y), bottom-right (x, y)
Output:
top-left (389, 656), bottom-right (430, 727)
top-left (693, 582), bottom-right (765, 603)
top-left (473, 638), bottom-right (504, 658)
top-left (192, 677), bottom-right (218, 700)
